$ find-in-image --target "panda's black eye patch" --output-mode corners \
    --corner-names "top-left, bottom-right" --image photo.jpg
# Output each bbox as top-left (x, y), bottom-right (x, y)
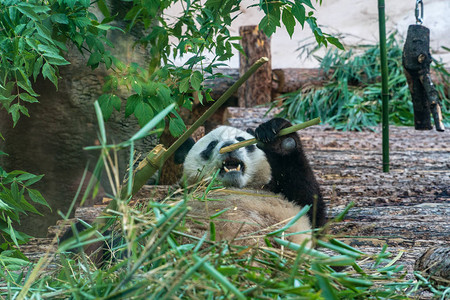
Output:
top-left (200, 140), bottom-right (218, 160)
top-left (246, 145), bottom-right (256, 153)
top-left (236, 137), bottom-right (245, 142)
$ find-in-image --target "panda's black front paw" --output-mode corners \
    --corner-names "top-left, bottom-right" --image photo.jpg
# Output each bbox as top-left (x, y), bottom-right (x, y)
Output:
top-left (255, 118), bottom-right (291, 143)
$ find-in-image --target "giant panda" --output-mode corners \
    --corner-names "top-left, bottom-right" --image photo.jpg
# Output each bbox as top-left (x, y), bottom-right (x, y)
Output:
top-left (175, 118), bottom-right (326, 247)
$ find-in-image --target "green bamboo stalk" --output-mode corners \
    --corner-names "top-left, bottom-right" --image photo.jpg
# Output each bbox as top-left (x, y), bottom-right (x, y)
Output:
top-left (93, 57), bottom-right (269, 227)
top-left (378, 0), bottom-right (390, 173)
top-left (163, 57), bottom-right (270, 160)
top-left (130, 57), bottom-right (269, 195)
top-left (219, 117), bottom-right (320, 154)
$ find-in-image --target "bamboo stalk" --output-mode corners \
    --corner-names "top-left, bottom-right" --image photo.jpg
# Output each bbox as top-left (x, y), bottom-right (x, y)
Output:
top-left (128, 57), bottom-right (269, 196)
top-left (93, 58), bottom-right (270, 228)
top-left (163, 57), bottom-right (270, 161)
top-left (219, 117), bottom-right (321, 154)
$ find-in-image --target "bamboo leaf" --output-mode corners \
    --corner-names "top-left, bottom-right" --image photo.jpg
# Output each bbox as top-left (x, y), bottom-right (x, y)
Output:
top-left (312, 263), bottom-right (339, 300)
top-left (130, 103), bottom-right (176, 141)
top-left (94, 101), bottom-right (107, 145)
top-left (27, 189), bottom-right (50, 210)
top-left (267, 205), bottom-right (310, 236)
top-left (192, 254), bottom-right (246, 300)
top-left (209, 207), bottom-right (230, 219)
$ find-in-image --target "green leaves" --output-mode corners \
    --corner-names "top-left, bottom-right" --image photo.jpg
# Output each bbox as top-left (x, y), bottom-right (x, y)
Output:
top-left (256, 0), bottom-right (342, 53)
top-left (1, 0), bottom-right (342, 139)
top-left (98, 94), bottom-right (122, 121)
top-left (51, 13), bottom-right (69, 24)
top-left (190, 71), bottom-right (203, 91)
top-left (134, 101), bottom-right (154, 127)
top-left (259, 13), bottom-right (280, 37)
top-left (0, 168), bottom-right (49, 249)
top-left (282, 9), bottom-right (296, 38)
top-left (179, 77), bottom-right (190, 93)
top-left (291, 2), bottom-right (306, 27)
top-left (42, 63), bottom-right (58, 88)
top-left (0, 0), bottom-right (114, 126)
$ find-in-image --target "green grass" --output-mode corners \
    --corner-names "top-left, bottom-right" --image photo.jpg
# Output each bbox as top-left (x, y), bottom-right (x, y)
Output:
top-left (275, 32), bottom-right (450, 131)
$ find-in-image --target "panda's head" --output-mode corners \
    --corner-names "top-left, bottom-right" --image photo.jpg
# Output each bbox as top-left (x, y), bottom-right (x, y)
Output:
top-left (175, 126), bottom-right (271, 188)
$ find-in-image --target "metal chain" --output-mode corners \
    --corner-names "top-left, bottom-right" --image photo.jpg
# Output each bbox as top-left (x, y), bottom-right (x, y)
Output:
top-left (415, 0), bottom-right (424, 24)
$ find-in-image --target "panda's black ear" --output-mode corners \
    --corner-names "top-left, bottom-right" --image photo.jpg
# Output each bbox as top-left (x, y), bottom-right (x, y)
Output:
top-left (174, 137), bottom-right (195, 164)
top-left (246, 128), bottom-right (255, 136)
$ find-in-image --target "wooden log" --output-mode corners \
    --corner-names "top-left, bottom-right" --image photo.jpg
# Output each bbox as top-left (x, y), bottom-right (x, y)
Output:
top-left (272, 68), bottom-right (330, 95)
top-left (204, 69), bottom-right (239, 100)
top-left (402, 24), bottom-right (445, 131)
top-left (238, 26), bottom-right (271, 107)
top-left (204, 67), bottom-right (449, 101)
top-left (414, 246), bottom-right (450, 286)
top-left (329, 205), bottom-right (450, 242)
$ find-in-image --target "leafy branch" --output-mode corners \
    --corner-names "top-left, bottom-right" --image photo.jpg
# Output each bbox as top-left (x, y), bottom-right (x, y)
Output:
top-left (0, 0), bottom-right (116, 126)
top-left (0, 152), bottom-right (49, 252)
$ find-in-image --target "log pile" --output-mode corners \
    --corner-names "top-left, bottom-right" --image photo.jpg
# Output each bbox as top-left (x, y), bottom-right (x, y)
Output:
top-left (204, 68), bottom-right (449, 101)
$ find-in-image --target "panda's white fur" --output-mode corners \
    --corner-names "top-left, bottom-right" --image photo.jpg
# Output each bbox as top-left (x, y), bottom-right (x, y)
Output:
top-left (182, 125), bottom-right (313, 247)
top-left (184, 126), bottom-right (271, 189)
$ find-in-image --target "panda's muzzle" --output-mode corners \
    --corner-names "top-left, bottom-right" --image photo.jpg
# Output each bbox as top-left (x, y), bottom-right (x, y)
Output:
top-left (220, 157), bottom-right (245, 174)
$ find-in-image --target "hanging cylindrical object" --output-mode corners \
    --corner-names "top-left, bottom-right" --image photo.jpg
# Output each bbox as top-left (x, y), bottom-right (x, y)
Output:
top-left (402, 1), bottom-right (445, 131)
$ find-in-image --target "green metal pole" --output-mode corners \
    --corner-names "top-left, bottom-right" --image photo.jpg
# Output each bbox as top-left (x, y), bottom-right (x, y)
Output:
top-left (378, 0), bottom-right (390, 172)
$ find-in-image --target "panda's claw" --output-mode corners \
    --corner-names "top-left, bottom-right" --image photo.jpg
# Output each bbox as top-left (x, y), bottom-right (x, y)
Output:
top-left (255, 122), bottom-right (279, 144)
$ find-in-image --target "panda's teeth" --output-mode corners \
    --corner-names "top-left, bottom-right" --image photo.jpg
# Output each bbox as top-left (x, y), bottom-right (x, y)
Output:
top-left (237, 164), bottom-right (241, 171)
top-left (224, 166), bottom-right (230, 173)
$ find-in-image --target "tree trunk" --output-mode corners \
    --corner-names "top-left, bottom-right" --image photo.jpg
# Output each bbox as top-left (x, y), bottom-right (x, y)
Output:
top-left (238, 26), bottom-right (271, 107)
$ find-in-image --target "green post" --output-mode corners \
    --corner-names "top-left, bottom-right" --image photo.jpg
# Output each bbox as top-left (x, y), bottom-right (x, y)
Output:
top-left (378, 0), bottom-right (390, 172)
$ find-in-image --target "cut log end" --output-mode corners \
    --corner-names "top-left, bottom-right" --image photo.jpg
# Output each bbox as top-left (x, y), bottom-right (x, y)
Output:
top-left (415, 246), bottom-right (450, 286)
